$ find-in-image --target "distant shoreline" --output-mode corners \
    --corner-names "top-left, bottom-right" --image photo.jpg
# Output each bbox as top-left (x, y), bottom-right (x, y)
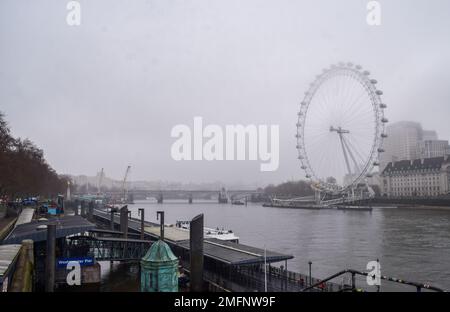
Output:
top-left (395, 204), bottom-right (450, 211)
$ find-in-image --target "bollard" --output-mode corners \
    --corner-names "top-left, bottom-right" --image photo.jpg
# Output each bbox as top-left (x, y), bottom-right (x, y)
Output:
top-left (190, 214), bottom-right (204, 292)
top-left (45, 224), bottom-right (56, 292)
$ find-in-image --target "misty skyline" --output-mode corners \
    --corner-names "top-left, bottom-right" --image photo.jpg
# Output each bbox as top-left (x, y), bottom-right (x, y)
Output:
top-left (1, 0), bottom-right (450, 184)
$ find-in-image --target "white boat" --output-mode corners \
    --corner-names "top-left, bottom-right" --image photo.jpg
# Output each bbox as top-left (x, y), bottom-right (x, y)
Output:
top-left (175, 220), bottom-right (239, 243)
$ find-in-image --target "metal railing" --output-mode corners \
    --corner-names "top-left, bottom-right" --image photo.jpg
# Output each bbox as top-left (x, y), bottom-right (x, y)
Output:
top-left (301, 269), bottom-right (445, 292)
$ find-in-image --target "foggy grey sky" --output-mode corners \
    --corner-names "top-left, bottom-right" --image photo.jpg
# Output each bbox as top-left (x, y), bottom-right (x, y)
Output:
top-left (1, 0), bottom-right (450, 186)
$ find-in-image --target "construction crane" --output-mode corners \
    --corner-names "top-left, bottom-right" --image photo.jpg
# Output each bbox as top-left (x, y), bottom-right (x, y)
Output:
top-left (121, 165), bottom-right (131, 203)
top-left (97, 168), bottom-right (104, 195)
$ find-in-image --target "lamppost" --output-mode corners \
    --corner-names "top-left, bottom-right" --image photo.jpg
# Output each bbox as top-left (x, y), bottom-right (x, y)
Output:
top-left (264, 245), bottom-right (267, 292)
top-left (308, 261), bottom-right (312, 287)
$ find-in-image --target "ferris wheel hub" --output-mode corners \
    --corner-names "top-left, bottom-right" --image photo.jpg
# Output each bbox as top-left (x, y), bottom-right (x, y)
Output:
top-left (329, 126), bottom-right (350, 134)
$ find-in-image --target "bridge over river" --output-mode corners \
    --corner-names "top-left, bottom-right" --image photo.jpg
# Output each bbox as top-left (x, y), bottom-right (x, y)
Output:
top-left (79, 189), bottom-right (265, 201)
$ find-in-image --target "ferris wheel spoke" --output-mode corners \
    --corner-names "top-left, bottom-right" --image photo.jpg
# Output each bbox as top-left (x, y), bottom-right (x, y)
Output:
top-left (343, 75), bottom-right (365, 111)
top-left (344, 104), bottom-right (374, 130)
top-left (342, 90), bottom-right (370, 122)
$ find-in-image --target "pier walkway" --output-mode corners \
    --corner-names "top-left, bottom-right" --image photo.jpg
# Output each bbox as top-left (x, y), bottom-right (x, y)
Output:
top-left (92, 208), bottom-right (343, 292)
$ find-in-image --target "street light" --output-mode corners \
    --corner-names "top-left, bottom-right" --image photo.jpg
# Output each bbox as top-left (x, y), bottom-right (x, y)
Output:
top-left (308, 261), bottom-right (312, 287)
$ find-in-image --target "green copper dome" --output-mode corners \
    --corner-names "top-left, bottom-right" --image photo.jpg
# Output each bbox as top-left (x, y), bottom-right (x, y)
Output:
top-left (142, 240), bottom-right (177, 263)
top-left (140, 240), bottom-right (179, 292)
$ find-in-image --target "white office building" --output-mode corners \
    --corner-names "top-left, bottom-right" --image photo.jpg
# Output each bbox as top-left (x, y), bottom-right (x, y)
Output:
top-left (380, 121), bottom-right (449, 170)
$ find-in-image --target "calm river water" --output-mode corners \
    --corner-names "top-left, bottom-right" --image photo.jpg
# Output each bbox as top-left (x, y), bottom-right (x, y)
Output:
top-left (98, 200), bottom-right (450, 292)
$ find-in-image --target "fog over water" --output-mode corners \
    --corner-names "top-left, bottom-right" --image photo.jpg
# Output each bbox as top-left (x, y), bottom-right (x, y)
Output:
top-left (1, 0), bottom-right (450, 185)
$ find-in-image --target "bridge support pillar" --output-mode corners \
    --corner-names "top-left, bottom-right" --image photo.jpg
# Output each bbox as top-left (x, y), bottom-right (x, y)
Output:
top-left (190, 214), bottom-right (204, 292)
top-left (157, 193), bottom-right (163, 204)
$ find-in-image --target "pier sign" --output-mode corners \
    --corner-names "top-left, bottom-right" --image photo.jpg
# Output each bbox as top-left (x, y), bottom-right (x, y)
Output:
top-left (57, 257), bottom-right (94, 268)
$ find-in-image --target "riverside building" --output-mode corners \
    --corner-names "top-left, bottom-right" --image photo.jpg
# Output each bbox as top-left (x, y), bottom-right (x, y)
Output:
top-left (380, 156), bottom-right (450, 197)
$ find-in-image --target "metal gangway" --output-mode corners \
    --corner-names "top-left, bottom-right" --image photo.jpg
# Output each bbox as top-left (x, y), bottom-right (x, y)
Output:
top-left (65, 232), bottom-right (151, 261)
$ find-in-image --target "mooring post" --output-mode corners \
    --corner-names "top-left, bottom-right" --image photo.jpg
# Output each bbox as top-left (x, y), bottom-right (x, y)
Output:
top-left (190, 214), bottom-right (204, 292)
top-left (45, 223), bottom-right (56, 292)
top-left (138, 208), bottom-right (145, 240)
top-left (80, 201), bottom-right (86, 217)
top-left (156, 211), bottom-right (164, 241)
top-left (120, 206), bottom-right (128, 239)
top-left (74, 200), bottom-right (79, 216)
top-left (110, 209), bottom-right (115, 231)
top-left (88, 201), bottom-right (94, 221)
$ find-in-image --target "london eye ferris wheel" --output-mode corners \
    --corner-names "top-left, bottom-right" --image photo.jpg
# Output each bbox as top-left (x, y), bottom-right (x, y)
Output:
top-left (296, 63), bottom-right (388, 195)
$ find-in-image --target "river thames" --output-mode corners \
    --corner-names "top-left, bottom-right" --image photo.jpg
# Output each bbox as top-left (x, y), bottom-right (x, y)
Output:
top-left (98, 200), bottom-right (450, 292)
